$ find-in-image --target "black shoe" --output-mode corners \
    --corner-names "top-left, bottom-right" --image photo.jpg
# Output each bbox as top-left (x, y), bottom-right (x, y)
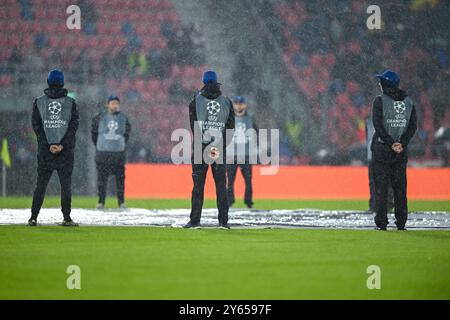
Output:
top-left (219, 223), bottom-right (231, 229)
top-left (28, 218), bottom-right (37, 227)
top-left (375, 226), bottom-right (387, 231)
top-left (183, 222), bottom-right (201, 229)
top-left (246, 203), bottom-right (253, 209)
top-left (62, 219), bottom-right (79, 227)
top-left (397, 227), bottom-right (407, 231)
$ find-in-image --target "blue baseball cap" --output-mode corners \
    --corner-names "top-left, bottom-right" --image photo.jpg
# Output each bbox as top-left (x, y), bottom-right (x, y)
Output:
top-left (47, 69), bottom-right (64, 87)
top-left (107, 95), bottom-right (120, 103)
top-left (375, 70), bottom-right (400, 87)
top-left (202, 70), bottom-right (219, 84)
top-left (233, 96), bottom-right (246, 104)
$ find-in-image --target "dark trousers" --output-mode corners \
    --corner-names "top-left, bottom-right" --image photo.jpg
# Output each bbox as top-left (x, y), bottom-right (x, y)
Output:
top-left (31, 162), bottom-right (73, 220)
top-left (190, 162), bottom-right (228, 225)
top-left (227, 163), bottom-right (253, 206)
top-left (368, 160), bottom-right (394, 211)
top-left (372, 159), bottom-right (408, 228)
top-left (96, 162), bottom-right (125, 205)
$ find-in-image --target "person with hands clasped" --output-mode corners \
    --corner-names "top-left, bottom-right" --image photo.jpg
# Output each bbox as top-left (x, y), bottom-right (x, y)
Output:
top-left (371, 70), bottom-right (417, 231)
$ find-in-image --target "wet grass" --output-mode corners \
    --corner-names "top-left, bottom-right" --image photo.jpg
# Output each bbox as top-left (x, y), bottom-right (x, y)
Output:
top-left (0, 225), bottom-right (449, 299)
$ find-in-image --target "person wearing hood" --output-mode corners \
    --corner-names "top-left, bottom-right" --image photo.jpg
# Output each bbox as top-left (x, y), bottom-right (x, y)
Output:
top-left (184, 71), bottom-right (235, 229)
top-left (371, 70), bottom-right (417, 230)
top-left (91, 95), bottom-right (131, 210)
top-left (29, 70), bottom-right (79, 227)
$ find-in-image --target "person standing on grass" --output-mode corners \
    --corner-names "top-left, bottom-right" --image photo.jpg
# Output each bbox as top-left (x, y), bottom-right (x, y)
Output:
top-left (91, 95), bottom-right (131, 210)
top-left (371, 70), bottom-right (417, 231)
top-left (226, 96), bottom-right (258, 208)
top-left (184, 70), bottom-right (235, 229)
top-left (29, 70), bottom-right (79, 227)
top-left (365, 115), bottom-right (394, 213)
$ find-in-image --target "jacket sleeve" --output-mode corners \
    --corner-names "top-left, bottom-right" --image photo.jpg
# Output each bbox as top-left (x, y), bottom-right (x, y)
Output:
top-left (189, 97), bottom-right (197, 133)
top-left (400, 104), bottom-right (418, 147)
top-left (31, 99), bottom-right (49, 146)
top-left (226, 99), bottom-right (235, 131)
top-left (252, 116), bottom-right (259, 147)
top-left (372, 96), bottom-right (395, 146)
top-left (91, 114), bottom-right (100, 145)
top-left (224, 99), bottom-right (235, 147)
top-left (124, 116), bottom-right (131, 143)
top-left (59, 99), bottom-right (79, 148)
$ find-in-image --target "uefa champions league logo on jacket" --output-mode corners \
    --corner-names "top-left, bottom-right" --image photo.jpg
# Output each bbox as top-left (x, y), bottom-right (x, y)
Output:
top-left (234, 121), bottom-right (249, 144)
top-left (44, 101), bottom-right (66, 128)
top-left (236, 122), bottom-right (246, 131)
top-left (393, 101), bottom-right (406, 113)
top-left (104, 120), bottom-right (120, 140)
top-left (206, 100), bottom-right (221, 116)
top-left (48, 101), bottom-right (62, 115)
top-left (389, 101), bottom-right (408, 126)
top-left (108, 120), bottom-right (119, 132)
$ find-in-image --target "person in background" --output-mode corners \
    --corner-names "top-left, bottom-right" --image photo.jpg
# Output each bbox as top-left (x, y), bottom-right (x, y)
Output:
top-left (29, 69), bottom-right (79, 227)
top-left (226, 96), bottom-right (258, 208)
top-left (91, 95), bottom-right (131, 210)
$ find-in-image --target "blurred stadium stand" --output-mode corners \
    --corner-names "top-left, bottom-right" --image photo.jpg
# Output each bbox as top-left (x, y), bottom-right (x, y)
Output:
top-left (270, 0), bottom-right (450, 164)
top-left (0, 0), bottom-right (206, 194)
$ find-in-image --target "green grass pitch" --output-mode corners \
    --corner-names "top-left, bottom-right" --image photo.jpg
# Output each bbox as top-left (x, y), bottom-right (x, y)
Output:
top-left (1, 196), bottom-right (450, 211)
top-left (0, 197), bottom-right (449, 299)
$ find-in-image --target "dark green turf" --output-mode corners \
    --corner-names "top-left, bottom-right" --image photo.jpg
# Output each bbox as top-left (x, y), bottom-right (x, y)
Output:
top-left (1, 197), bottom-right (449, 299)
top-left (0, 225), bottom-right (449, 299)
top-left (1, 196), bottom-right (449, 212)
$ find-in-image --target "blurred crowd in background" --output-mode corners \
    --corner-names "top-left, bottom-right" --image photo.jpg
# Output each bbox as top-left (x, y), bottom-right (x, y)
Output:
top-left (272, 0), bottom-right (450, 165)
top-left (0, 0), bottom-right (449, 172)
top-left (1, 0), bottom-right (207, 165)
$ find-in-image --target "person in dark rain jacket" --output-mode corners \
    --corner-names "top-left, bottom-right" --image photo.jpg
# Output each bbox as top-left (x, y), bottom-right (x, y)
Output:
top-left (371, 70), bottom-right (417, 230)
top-left (184, 71), bottom-right (235, 229)
top-left (91, 95), bottom-right (131, 210)
top-left (29, 69), bottom-right (79, 227)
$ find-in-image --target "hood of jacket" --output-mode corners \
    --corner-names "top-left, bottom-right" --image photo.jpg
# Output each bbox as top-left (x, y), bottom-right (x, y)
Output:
top-left (44, 87), bottom-right (68, 99)
top-left (200, 83), bottom-right (222, 100)
top-left (381, 82), bottom-right (408, 101)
